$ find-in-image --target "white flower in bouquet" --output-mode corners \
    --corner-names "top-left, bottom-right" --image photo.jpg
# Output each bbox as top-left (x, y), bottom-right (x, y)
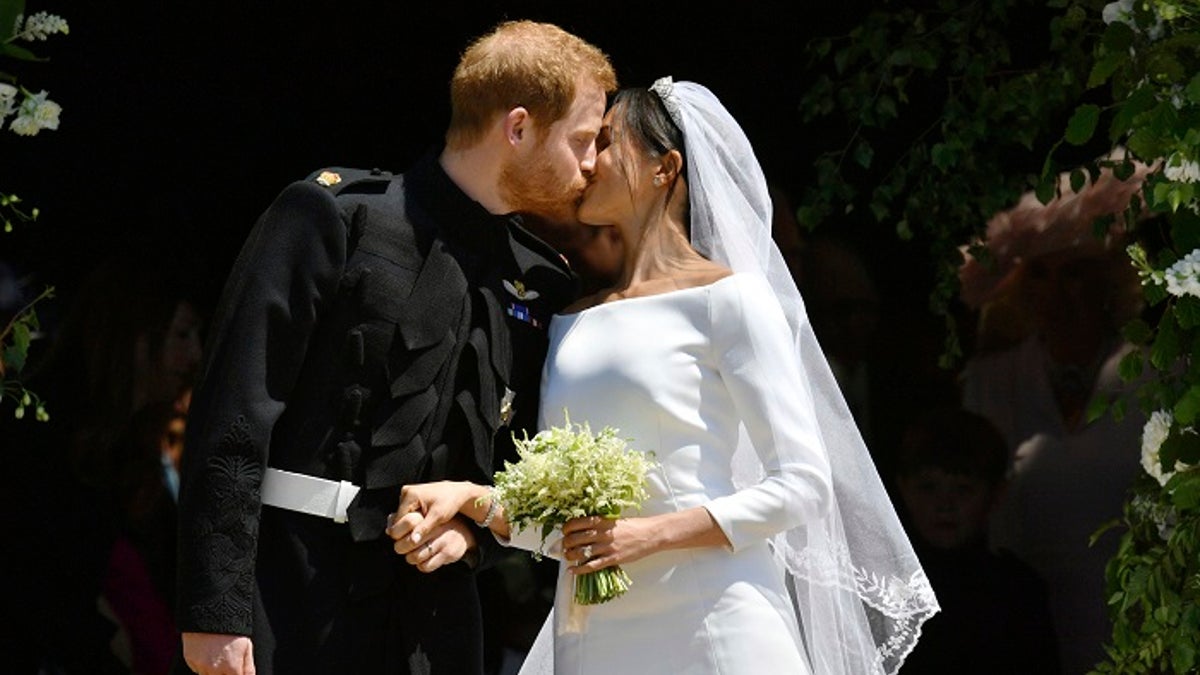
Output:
top-left (492, 412), bottom-right (656, 605)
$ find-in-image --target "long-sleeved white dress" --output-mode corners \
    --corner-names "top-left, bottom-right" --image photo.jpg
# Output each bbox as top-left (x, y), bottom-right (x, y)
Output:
top-left (512, 273), bottom-right (834, 675)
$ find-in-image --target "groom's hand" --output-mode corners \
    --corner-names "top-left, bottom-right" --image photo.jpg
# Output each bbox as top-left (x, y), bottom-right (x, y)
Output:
top-left (182, 632), bottom-right (255, 675)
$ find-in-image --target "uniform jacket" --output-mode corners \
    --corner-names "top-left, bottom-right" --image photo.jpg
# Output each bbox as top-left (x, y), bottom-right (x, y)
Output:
top-left (175, 152), bottom-right (576, 674)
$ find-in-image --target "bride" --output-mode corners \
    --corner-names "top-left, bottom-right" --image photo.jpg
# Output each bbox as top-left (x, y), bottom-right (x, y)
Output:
top-left (387, 78), bottom-right (937, 674)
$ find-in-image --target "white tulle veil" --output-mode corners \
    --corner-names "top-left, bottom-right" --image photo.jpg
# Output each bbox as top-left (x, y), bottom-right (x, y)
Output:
top-left (521, 78), bottom-right (938, 675)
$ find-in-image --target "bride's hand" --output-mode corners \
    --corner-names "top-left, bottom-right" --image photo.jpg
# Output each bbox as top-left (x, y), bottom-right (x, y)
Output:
top-left (387, 481), bottom-right (481, 554)
top-left (561, 515), bottom-right (658, 573)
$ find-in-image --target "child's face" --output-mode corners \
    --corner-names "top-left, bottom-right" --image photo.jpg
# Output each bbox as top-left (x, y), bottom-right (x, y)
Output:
top-left (897, 467), bottom-right (997, 550)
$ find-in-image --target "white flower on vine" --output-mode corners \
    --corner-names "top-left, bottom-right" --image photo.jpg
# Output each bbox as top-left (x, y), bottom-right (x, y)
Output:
top-left (1102, 0), bottom-right (1165, 40)
top-left (0, 83), bottom-right (17, 120)
top-left (1141, 410), bottom-right (1176, 486)
top-left (1164, 156), bottom-right (1200, 184)
top-left (1103, 0), bottom-right (1135, 24)
top-left (1141, 410), bottom-right (1198, 486)
top-left (9, 90), bottom-right (61, 136)
top-left (1163, 248), bottom-right (1200, 299)
top-left (1156, 84), bottom-right (1188, 110)
top-left (15, 11), bottom-right (69, 41)
top-left (1130, 493), bottom-right (1177, 541)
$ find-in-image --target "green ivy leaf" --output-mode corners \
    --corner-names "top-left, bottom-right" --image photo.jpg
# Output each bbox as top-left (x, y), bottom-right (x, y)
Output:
top-left (796, 201), bottom-right (821, 228)
top-left (1174, 386), bottom-right (1200, 427)
top-left (931, 142), bottom-right (957, 172)
top-left (1151, 313), bottom-right (1181, 370)
top-left (1121, 318), bottom-right (1153, 344)
top-left (1, 344), bottom-right (22, 373)
top-left (1102, 20), bottom-right (1136, 53)
top-left (0, 0), bottom-right (25, 43)
top-left (1186, 72), bottom-right (1200, 105)
top-left (1153, 183), bottom-right (1196, 213)
top-left (870, 201), bottom-right (890, 223)
top-left (1118, 347), bottom-right (1145, 381)
top-left (1176, 296), bottom-right (1200, 329)
top-left (1164, 429), bottom-right (1200, 467)
top-left (1111, 397), bottom-right (1126, 423)
top-left (877, 94), bottom-right (899, 121)
top-left (1111, 85), bottom-right (1156, 142)
top-left (1154, 605), bottom-right (1172, 625)
top-left (1173, 640), bottom-right (1196, 674)
top-left (1171, 211), bottom-right (1200, 252)
top-left (1169, 469), bottom-right (1200, 510)
top-left (1036, 172), bottom-right (1058, 204)
top-left (911, 48), bottom-right (937, 71)
top-left (1071, 168), bottom-right (1087, 193)
top-left (2, 321), bottom-right (31, 373)
top-left (1088, 50), bottom-right (1126, 89)
top-left (1145, 281), bottom-right (1170, 307)
top-left (853, 140), bottom-right (875, 169)
top-left (1087, 395), bottom-right (1111, 424)
top-left (1065, 104), bottom-right (1101, 146)
top-left (1114, 160), bottom-right (1136, 181)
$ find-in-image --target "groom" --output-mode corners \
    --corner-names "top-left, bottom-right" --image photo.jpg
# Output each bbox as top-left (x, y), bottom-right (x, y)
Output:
top-left (175, 20), bottom-right (617, 675)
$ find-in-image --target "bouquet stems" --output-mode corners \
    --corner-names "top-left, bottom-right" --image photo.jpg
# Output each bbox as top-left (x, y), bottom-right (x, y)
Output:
top-left (574, 565), bottom-right (634, 605)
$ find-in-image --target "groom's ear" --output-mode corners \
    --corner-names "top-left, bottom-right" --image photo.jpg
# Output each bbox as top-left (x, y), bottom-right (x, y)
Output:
top-left (504, 107), bottom-right (532, 146)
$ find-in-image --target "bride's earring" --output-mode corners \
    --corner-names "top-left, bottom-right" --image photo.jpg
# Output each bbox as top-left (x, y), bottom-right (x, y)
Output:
top-left (653, 175), bottom-right (665, 186)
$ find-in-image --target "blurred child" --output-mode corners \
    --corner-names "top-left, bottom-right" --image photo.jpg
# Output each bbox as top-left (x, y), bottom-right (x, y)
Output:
top-left (895, 406), bottom-right (1059, 674)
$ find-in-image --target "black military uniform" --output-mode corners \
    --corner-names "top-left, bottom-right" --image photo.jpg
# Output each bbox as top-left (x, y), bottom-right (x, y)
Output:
top-left (175, 151), bottom-right (576, 674)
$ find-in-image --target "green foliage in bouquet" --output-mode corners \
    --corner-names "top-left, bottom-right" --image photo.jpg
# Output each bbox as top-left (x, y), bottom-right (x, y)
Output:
top-left (492, 413), bottom-right (657, 605)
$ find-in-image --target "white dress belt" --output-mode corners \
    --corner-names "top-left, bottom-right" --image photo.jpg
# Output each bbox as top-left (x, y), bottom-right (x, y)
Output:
top-left (260, 467), bottom-right (361, 524)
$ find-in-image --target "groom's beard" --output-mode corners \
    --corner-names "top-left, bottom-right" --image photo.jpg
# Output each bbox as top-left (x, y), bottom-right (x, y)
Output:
top-left (499, 153), bottom-right (585, 229)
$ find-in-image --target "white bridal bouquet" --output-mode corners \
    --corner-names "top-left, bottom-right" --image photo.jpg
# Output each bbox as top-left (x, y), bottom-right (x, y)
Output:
top-left (491, 413), bottom-right (656, 605)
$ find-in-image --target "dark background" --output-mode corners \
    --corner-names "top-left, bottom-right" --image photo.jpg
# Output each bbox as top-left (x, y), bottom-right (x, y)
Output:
top-left (3, 1), bottom-right (879, 316)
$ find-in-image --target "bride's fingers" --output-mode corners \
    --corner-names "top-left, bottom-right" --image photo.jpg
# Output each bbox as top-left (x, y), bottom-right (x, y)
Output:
top-left (397, 486), bottom-right (425, 516)
top-left (561, 529), bottom-right (598, 551)
top-left (562, 515), bottom-right (608, 535)
top-left (569, 546), bottom-right (611, 574)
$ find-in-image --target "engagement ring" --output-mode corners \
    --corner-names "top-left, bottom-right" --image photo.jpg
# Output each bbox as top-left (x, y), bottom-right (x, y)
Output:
top-left (581, 544), bottom-right (593, 560)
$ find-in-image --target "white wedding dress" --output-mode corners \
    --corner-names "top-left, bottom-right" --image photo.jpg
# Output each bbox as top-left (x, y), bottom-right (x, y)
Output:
top-left (512, 273), bottom-right (834, 675)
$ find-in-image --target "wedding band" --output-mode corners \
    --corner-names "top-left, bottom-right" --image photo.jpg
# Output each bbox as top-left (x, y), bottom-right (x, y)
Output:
top-left (581, 544), bottom-right (593, 560)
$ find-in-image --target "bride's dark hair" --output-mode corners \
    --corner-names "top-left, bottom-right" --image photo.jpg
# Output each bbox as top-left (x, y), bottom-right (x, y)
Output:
top-left (608, 87), bottom-right (689, 231)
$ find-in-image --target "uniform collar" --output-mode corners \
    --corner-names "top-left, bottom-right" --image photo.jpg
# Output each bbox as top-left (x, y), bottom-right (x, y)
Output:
top-left (407, 147), bottom-right (575, 284)
top-left (406, 147), bottom-right (510, 255)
